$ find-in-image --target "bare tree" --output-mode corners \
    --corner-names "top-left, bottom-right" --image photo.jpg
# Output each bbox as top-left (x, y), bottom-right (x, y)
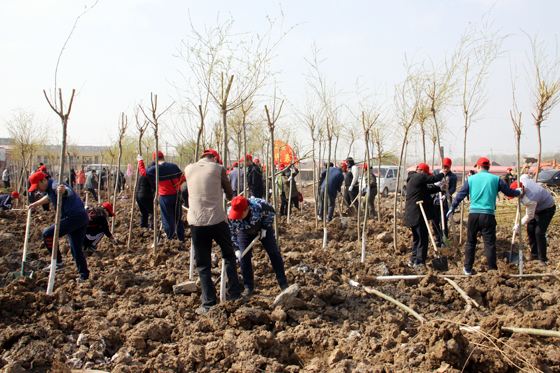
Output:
top-left (139, 93), bottom-right (174, 253)
top-left (265, 93), bottom-right (285, 241)
top-left (127, 110), bottom-right (149, 250)
top-left (393, 73), bottom-right (421, 252)
top-left (6, 110), bottom-right (44, 196)
top-left (510, 80), bottom-right (524, 274)
top-left (527, 35), bottom-right (560, 180)
top-left (458, 26), bottom-right (502, 243)
top-left (43, 88), bottom-right (76, 295)
top-left (111, 113), bottom-right (128, 232)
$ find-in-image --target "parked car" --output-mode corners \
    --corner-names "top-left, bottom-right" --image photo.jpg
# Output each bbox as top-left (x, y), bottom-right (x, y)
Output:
top-left (373, 166), bottom-right (406, 196)
top-left (537, 169), bottom-right (560, 190)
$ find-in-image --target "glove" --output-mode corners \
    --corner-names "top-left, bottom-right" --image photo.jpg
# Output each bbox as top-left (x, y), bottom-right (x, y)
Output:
top-left (348, 186), bottom-right (353, 192)
top-left (513, 224), bottom-right (520, 234)
top-left (515, 187), bottom-right (523, 196)
top-left (260, 229), bottom-right (267, 239)
top-left (137, 154), bottom-right (143, 162)
top-left (235, 250), bottom-right (241, 260)
top-left (446, 209), bottom-right (454, 220)
top-left (521, 216), bottom-right (529, 225)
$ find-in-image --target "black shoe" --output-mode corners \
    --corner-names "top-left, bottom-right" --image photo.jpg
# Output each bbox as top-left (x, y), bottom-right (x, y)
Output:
top-left (407, 260), bottom-right (415, 268)
top-left (226, 293), bottom-right (242, 301)
top-left (242, 288), bottom-right (254, 298)
top-left (280, 283), bottom-right (288, 291)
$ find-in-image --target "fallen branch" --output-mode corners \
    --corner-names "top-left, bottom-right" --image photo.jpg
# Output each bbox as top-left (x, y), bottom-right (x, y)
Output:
top-left (502, 327), bottom-right (560, 339)
top-left (349, 279), bottom-right (425, 324)
top-left (443, 277), bottom-right (480, 312)
top-left (372, 273), bottom-right (559, 282)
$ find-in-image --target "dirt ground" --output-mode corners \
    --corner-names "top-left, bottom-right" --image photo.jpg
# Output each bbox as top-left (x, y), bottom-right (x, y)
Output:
top-left (1, 190), bottom-right (560, 372)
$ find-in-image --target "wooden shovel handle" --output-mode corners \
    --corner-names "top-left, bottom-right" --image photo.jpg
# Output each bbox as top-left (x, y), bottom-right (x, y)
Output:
top-left (416, 201), bottom-right (439, 254)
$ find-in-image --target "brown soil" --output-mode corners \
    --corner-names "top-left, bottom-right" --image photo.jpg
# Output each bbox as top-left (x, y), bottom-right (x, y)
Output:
top-left (1, 192), bottom-right (559, 372)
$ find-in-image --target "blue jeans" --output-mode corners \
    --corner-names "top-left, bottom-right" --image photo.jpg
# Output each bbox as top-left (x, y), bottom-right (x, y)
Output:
top-left (236, 226), bottom-right (288, 291)
top-left (159, 194), bottom-right (185, 241)
top-left (43, 213), bottom-right (89, 279)
top-left (318, 191), bottom-right (336, 220)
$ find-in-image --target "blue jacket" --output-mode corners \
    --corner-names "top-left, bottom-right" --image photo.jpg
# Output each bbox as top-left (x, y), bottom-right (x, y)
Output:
top-left (46, 179), bottom-right (88, 223)
top-left (228, 197), bottom-right (275, 249)
top-left (229, 167), bottom-right (245, 193)
top-left (320, 167), bottom-right (344, 197)
top-left (0, 194), bottom-right (13, 210)
top-left (451, 170), bottom-right (520, 215)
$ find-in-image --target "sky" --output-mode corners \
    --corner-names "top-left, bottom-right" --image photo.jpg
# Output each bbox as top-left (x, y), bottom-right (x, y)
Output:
top-left (0, 0), bottom-right (559, 162)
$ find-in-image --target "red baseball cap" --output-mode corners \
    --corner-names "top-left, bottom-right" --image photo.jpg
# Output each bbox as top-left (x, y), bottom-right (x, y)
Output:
top-left (28, 171), bottom-right (47, 192)
top-left (202, 149), bottom-right (222, 164)
top-left (443, 158), bottom-right (452, 167)
top-left (232, 162), bottom-right (239, 168)
top-left (228, 196), bottom-right (249, 220)
top-left (152, 151), bottom-right (164, 160)
top-left (245, 154), bottom-right (253, 162)
top-left (476, 157), bottom-right (491, 167)
top-left (11, 191), bottom-right (20, 199)
top-left (102, 202), bottom-right (115, 217)
top-left (254, 158), bottom-right (260, 164)
top-left (416, 163), bottom-right (430, 174)
top-left (38, 165), bottom-right (47, 172)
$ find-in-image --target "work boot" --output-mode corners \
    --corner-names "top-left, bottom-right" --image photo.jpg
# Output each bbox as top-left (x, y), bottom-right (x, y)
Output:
top-left (463, 267), bottom-right (475, 276)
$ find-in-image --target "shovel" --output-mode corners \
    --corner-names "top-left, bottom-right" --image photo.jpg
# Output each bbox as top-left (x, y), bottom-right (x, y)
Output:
top-left (505, 206), bottom-right (520, 265)
top-left (439, 192), bottom-right (451, 247)
top-left (17, 208), bottom-right (34, 278)
top-left (215, 235), bottom-right (261, 294)
top-left (417, 201), bottom-right (448, 271)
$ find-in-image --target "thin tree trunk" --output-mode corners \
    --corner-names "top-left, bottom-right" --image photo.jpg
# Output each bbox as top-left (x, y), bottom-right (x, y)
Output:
top-left (312, 138), bottom-right (318, 229)
top-left (393, 130), bottom-right (409, 252)
top-left (322, 135), bottom-right (332, 249)
top-left (535, 125), bottom-right (542, 181)
top-left (153, 133), bottom-right (159, 254)
top-left (195, 105), bottom-right (204, 160)
top-left (361, 131), bottom-right (371, 263)
top-left (421, 127), bottom-right (426, 163)
top-left (460, 124), bottom-right (468, 244)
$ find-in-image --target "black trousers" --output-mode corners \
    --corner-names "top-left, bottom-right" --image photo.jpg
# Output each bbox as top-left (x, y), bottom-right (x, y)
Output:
top-left (87, 187), bottom-right (98, 202)
top-left (527, 205), bottom-right (556, 262)
top-left (191, 221), bottom-right (242, 308)
top-left (136, 195), bottom-right (153, 228)
top-left (410, 222), bottom-right (429, 265)
top-left (465, 213), bottom-right (497, 272)
top-left (236, 226), bottom-right (288, 291)
top-left (432, 200), bottom-right (449, 246)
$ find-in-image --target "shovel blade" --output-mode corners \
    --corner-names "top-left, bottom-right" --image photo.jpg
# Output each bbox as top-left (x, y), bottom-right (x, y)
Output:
top-left (431, 256), bottom-right (449, 271)
top-left (505, 252), bottom-right (520, 265)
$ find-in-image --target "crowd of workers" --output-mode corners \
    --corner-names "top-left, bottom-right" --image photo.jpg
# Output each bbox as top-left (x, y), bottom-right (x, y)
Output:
top-left (0, 148), bottom-right (556, 313)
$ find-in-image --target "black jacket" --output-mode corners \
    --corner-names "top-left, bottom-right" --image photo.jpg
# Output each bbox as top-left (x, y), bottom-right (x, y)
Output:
top-left (247, 164), bottom-right (264, 198)
top-left (404, 171), bottom-right (444, 227)
top-left (136, 173), bottom-right (154, 200)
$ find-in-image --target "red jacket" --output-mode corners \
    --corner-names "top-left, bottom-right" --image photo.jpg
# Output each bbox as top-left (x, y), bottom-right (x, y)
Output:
top-left (138, 160), bottom-right (185, 196)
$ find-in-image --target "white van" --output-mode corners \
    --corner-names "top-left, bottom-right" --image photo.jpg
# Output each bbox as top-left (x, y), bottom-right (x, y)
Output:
top-left (373, 166), bottom-right (406, 196)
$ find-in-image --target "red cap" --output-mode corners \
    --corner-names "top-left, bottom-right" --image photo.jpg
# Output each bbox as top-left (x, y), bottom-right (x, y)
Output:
top-left (443, 158), bottom-right (452, 167)
top-left (507, 181), bottom-right (521, 200)
top-left (102, 202), bottom-right (115, 216)
top-left (254, 158), bottom-right (260, 164)
top-left (152, 151), bottom-right (164, 160)
top-left (228, 196), bottom-right (249, 220)
top-left (340, 160), bottom-right (348, 172)
top-left (245, 154), bottom-right (253, 162)
top-left (11, 191), bottom-right (20, 199)
top-left (476, 157), bottom-right (491, 167)
top-left (417, 163), bottom-right (430, 174)
top-left (279, 164), bottom-right (286, 171)
top-left (507, 167), bottom-right (512, 171)
top-left (202, 149), bottom-right (222, 164)
top-left (232, 162), bottom-right (239, 168)
top-left (38, 165), bottom-right (47, 172)
top-left (28, 171), bottom-right (47, 192)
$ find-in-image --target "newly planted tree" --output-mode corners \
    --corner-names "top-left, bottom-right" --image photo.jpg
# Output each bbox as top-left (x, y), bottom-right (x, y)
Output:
top-left (42, 88), bottom-right (76, 295)
top-left (393, 74), bottom-right (421, 252)
top-left (510, 82), bottom-right (524, 274)
top-left (528, 35), bottom-right (560, 180)
top-left (140, 93), bottom-right (174, 253)
top-left (127, 111), bottom-right (149, 250)
top-left (112, 113), bottom-right (128, 232)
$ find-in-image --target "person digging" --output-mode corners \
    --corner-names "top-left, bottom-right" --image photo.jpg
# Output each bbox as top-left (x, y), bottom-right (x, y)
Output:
top-left (448, 157), bottom-right (522, 275)
top-left (228, 195), bottom-right (289, 297)
top-left (0, 191), bottom-right (20, 210)
top-left (27, 171), bottom-right (90, 282)
top-left (83, 202), bottom-right (120, 255)
top-left (183, 149), bottom-right (243, 314)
